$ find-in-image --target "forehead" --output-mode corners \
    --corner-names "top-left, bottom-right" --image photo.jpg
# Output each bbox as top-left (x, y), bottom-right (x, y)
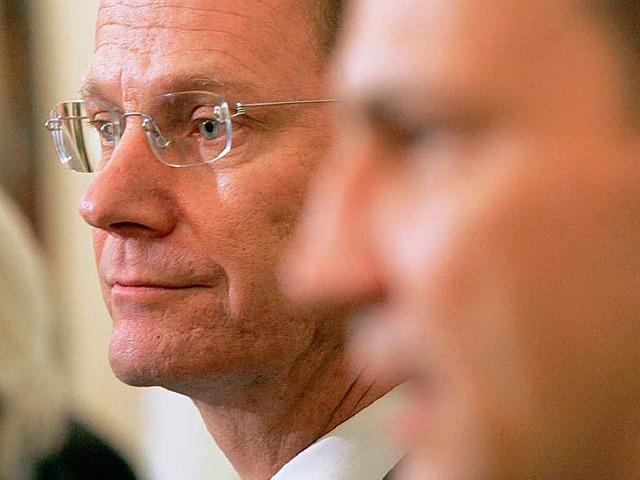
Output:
top-left (340, 0), bottom-right (602, 101)
top-left (87, 0), bottom-right (322, 102)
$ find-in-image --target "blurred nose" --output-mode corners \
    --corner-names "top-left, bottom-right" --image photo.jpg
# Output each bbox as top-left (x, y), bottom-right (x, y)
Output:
top-left (79, 121), bottom-right (178, 239)
top-left (283, 137), bottom-right (385, 307)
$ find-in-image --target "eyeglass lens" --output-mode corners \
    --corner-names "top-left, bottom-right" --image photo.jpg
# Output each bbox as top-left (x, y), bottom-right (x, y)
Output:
top-left (46, 91), bottom-right (233, 173)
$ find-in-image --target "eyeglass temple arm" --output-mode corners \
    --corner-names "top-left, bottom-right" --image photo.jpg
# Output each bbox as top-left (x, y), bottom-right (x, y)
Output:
top-left (232, 98), bottom-right (342, 117)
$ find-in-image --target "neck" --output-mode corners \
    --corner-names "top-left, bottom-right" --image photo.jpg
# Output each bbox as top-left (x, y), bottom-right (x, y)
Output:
top-left (191, 347), bottom-right (396, 480)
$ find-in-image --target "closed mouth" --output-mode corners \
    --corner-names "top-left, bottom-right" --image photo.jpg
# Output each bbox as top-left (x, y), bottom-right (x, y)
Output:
top-left (111, 282), bottom-right (210, 290)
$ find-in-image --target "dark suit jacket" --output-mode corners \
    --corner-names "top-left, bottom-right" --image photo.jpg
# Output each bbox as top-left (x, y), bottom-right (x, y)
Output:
top-left (35, 419), bottom-right (138, 480)
top-left (383, 465), bottom-right (397, 479)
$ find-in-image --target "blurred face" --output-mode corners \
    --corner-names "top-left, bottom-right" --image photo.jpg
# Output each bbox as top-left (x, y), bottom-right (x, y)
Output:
top-left (80, 0), bottom-right (340, 393)
top-left (287, 0), bottom-right (640, 478)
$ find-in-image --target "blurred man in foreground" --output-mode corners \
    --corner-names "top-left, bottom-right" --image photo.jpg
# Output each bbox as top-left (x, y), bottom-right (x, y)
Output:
top-left (285, 0), bottom-right (640, 478)
top-left (45, 0), bottom-right (402, 478)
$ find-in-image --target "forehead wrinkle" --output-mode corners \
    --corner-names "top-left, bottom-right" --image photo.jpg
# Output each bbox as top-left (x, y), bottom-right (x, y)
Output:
top-left (89, 35), bottom-right (264, 104)
top-left (96, 0), bottom-right (315, 59)
top-left (98, 0), bottom-right (278, 20)
top-left (95, 21), bottom-right (249, 60)
top-left (94, 28), bottom-right (259, 75)
top-left (99, 0), bottom-right (278, 19)
top-left (92, 0), bottom-right (321, 107)
top-left (96, 22), bottom-right (248, 43)
top-left (81, 69), bottom-right (265, 107)
top-left (96, 0), bottom-right (281, 47)
top-left (93, 5), bottom-right (282, 90)
top-left (97, 0), bottom-right (302, 30)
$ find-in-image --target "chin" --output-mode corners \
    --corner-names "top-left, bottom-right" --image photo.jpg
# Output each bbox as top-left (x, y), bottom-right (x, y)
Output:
top-left (108, 340), bottom-right (224, 394)
top-left (107, 323), bottom-right (212, 390)
top-left (108, 333), bottom-right (173, 388)
top-left (106, 320), bottom-right (275, 397)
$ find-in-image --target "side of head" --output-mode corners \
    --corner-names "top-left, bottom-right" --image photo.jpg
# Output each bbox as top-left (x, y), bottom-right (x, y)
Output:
top-left (286, 0), bottom-right (640, 479)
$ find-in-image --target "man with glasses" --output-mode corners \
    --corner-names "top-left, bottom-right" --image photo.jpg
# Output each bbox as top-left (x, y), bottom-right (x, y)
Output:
top-left (45, 0), bottom-right (402, 479)
top-left (285, 0), bottom-right (640, 479)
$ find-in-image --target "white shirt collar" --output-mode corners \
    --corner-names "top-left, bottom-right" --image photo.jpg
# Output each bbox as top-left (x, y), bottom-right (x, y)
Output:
top-left (271, 388), bottom-right (403, 480)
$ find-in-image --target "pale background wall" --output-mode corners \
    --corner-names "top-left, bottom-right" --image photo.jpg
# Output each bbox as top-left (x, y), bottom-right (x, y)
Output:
top-left (28, 1), bottom-right (237, 478)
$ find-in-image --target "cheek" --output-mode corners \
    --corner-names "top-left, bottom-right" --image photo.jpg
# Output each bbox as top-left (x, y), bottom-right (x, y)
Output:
top-left (184, 161), bottom-right (314, 303)
top-left (389, 158), bottom-right (640, 471)
top-left (92, 229), bottom-right (109, 281)
top-left (92, 228), bottom-right (107, 258)
top-left (372, 165), bottom-right (562, 454)
top-left (91, 229), bottom-right (115, 314)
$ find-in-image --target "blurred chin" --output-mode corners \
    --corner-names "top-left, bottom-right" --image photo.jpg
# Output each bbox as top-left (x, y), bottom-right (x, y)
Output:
top-left (395, 453), bottom-right (481, 480)
top-left (398, 454), bottom-right (494, 480)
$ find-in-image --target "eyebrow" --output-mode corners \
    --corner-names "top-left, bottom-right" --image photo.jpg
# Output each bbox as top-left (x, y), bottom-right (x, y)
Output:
top-left (362, 97), bottom-right (399, 125)
top-left (358, 94), bottom-right (422, 133)
top-left (79, 72), bottom-right (255, 104)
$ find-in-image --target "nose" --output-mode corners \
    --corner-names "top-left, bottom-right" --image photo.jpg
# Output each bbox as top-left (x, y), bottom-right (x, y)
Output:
top-left (282, 138), bottom-right (386, 307)
top-left (79, 120), bottom-right (178, 239)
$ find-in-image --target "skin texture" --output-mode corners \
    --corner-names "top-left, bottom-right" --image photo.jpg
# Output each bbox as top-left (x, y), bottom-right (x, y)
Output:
top-left (284, 0), bottom-right (640, 479)
top-left (79, 1), bottom-right (395, 478)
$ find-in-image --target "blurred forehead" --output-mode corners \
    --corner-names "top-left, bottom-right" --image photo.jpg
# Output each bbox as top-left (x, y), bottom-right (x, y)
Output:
top-left (88, 0), bottom-right (322, 103)
top-left (339, 0), bottom-right (595, 102)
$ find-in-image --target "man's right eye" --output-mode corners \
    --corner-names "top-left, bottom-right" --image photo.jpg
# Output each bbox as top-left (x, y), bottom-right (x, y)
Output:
top-left (198, 119), bottom-right (222, 140)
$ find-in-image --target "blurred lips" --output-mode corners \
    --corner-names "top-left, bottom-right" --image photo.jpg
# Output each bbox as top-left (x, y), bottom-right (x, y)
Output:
top-left (390, 378), bottom-right (436, 447)
top-left (349, 306), bottom-right (439, 448)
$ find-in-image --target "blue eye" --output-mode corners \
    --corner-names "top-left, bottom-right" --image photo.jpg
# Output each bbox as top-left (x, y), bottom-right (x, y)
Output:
top-left (199, 119), bottom-right (221, 140)
top-left (99, 122), bottom-right (117, 142)
top-left (88, 120), bottom-right (117, 142)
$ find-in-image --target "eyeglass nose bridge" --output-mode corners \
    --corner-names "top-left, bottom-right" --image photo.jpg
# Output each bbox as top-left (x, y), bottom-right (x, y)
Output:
top-left (122, 112), bottom-right (171, 150)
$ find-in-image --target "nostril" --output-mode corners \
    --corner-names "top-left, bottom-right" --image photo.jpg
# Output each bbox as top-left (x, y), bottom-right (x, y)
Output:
top-left (107, 221), bottom-right (162, 239)
top-left (113, 221), bottom-right (148, 229)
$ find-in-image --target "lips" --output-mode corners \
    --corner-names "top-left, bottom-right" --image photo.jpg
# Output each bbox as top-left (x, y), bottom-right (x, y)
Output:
top-left (98, 237), bottom-right (228, 293)
top-left (108, 280), bottom-right (213, 305)
top-left (107, 276), bottom-right (216, 303)
top-left (389, 377), bottom-right (436, 445)
top-left (110, 283), bottom-right (208, 297)
top-left (107, 279), bottom-right (210, 290)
